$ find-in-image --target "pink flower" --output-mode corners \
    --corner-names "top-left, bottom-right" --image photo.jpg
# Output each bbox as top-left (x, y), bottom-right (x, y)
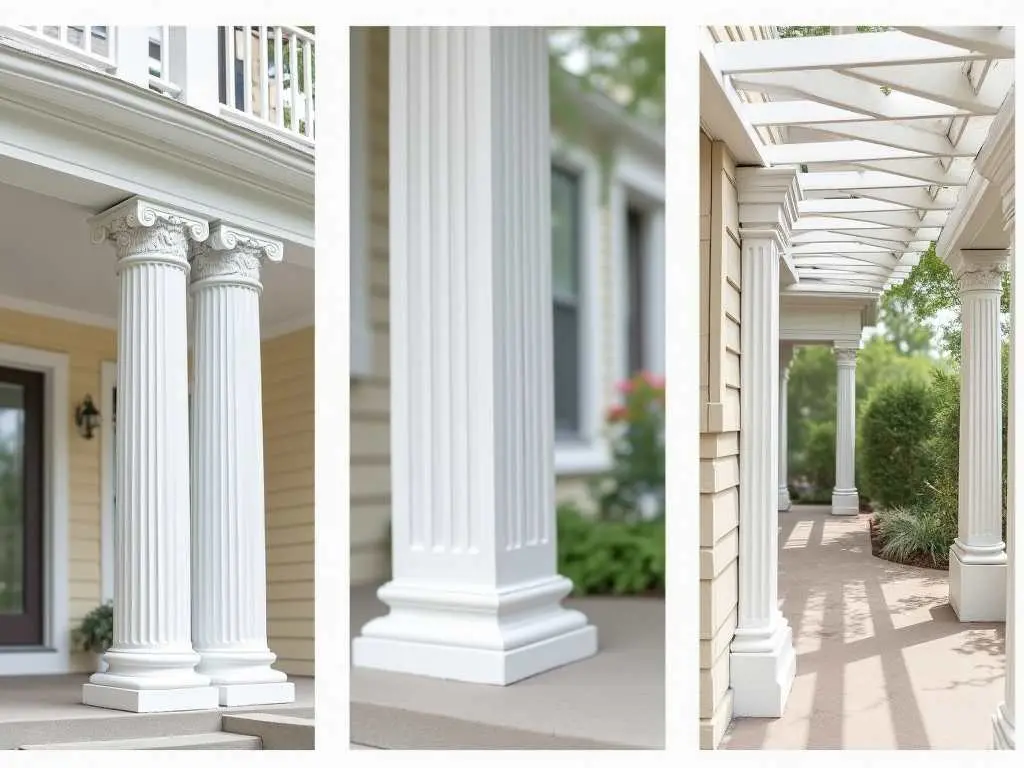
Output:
top-left (616, 379), bottom-right (635, 395)
top-left (607, 405), bottom-right (628, 423)
top-left (643, 372), bottom-right (665, 390)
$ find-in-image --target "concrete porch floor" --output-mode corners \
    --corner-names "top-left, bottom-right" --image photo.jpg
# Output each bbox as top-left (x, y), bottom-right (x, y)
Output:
top-left (350, 584), bottom-right (665, 749)
top-left (0, 674), bottom-right (313, 749)
top-left (723, 505), bottom-right (1005, 750)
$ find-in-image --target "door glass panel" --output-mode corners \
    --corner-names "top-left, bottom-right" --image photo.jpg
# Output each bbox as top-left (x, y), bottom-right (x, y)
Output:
top-left (0, 383), bottom-right (26, 615)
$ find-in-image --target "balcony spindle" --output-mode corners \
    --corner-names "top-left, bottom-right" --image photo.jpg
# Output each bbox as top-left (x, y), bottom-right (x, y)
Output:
top-left (243, 26), bottom-right (253, 115)
top-left (289, 33), bottom-right (298, 133)
top-left (274, 27), bottom-right (284, 127)
top-left (160, 25), bottom-right (170, 81)
top-left (225, 26), bottom-right (237, 111)
top-left (259, 26), bottom-right (269, 121)
top-left (302, 38), bottom-right (312, 138)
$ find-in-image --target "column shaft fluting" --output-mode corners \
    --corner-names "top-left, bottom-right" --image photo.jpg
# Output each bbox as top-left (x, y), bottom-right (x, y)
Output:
top-left (832, 348), bottom-right (858, 515)
top-left (779, 345), bottom-right (792, 512)
top-left (189, 228), bottom-right (293, 706)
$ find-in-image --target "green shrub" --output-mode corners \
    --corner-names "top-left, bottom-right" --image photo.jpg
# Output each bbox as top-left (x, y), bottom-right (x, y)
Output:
top-left (73, 601), bottom-right (113, 654)
top-left (860, 379), bottom-right (937, 508)
top-left (802, 420), bottom-right (835, 493)
top-left (875, 504), bottom-right (954, 567)
top-left (557, 503), bottom-right (664, 596)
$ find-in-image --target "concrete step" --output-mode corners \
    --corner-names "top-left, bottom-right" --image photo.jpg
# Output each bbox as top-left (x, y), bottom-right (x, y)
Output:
top-left (222, 713), bottom-right (315, 750)
top-left (19, 733), bottom-right (261, 750)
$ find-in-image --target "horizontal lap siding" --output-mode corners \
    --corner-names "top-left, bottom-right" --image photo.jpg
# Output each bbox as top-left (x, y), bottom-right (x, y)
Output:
top-left (350, 26), bottom-right (393, 586)
top-left (263, 326), bottom-right (315, 676)
top-left (699, 133), bottom-right (741, 749)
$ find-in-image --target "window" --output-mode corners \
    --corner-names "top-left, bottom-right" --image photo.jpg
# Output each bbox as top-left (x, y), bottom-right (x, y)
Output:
top-left (627, 206), bottom-right (647, 375)
top-left (551, 166), bottom-right (582, 438)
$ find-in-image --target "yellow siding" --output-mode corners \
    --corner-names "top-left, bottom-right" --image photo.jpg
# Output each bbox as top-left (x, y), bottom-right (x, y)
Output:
top-left (699, 133), bottom-right (741, 749)
top-left (262, 326), bottom-right (315, 677)
top-left (0, 308), bottom-right (115, 663)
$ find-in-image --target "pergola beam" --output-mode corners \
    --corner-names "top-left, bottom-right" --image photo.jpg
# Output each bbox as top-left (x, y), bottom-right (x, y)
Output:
top-left (897, 26), bottom-right (1015, 59)
top-left (715, 30), bottom-right (989, 74)
top-left (841, 62), bottom-right (1005, 114)
top-left (853, 159), bottom-right (971, 185)
top-left (764, 139), bottom-right (929, 165)
top-left (802, 120), bottom-right (972, 157)
top-left (799, 170), bottom-right (939, 191)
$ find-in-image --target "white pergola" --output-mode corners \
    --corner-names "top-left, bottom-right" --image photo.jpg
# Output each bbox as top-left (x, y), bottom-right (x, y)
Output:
top-left (702, 26), bottom-right (1015, 749)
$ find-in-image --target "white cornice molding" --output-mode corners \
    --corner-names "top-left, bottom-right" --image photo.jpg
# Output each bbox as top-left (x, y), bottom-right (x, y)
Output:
top-left (975, 86), bottom-right (1015, 231)
top-left (0, 45), bottom-right (314, 204)
top-left (0, 294), bottom-right (116, 329)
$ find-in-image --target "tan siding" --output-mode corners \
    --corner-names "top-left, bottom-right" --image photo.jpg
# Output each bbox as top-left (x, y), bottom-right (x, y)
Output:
top-left (350, 27), bottom-right (393, 586)
top-left (263, 326), bottom-right (314, 676)
top-left (699, 134), bottom-right (740, 749)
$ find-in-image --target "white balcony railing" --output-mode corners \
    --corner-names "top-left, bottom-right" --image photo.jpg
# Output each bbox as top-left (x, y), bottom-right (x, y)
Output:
top-left (0, 24), bottom-right (315, 144)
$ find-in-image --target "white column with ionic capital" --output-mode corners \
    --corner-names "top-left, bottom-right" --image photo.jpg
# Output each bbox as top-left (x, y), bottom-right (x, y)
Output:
top-left (189, 224), bottom-right (294, 706)
top-left (352, 27), bottom-right (597, 686)
top-left (832, 346), bottom-right (859, 516)
top-left (779, 343), bottom-right (794, 512)
top-left (730, 167), bottom-right (800, 717)
top-left (949, 250), bottom-right (1008, 622)
top-left (977, 87), bottom-right (1015, 749)
top-left (83, 198), bottom-right (218, 713)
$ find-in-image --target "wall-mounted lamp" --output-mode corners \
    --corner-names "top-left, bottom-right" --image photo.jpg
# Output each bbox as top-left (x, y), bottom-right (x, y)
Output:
top-left (75, 394), bottom-right (101, 440)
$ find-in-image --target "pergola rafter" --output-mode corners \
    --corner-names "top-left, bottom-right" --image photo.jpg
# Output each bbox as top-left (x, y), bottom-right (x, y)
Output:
top-left (708, 25), bottom-right (1013, 296)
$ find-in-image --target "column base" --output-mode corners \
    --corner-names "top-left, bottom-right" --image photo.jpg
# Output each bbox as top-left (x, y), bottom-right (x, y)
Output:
top-left (778, 486), bottom-right (791, 512)
top-left (949, 547), bottom-right (1007, 621)
top-left (352, 575), bottom-right (598, 685)
top-left (729, 617), bottom-right (796, 717)
top-left (219, 681), bottom-right (296, 707)
top-left (993, 702), bottom-right (1015, 749)
top-left (82, 684), bottom-right (219, 713)
top-left (831, 488), bottom-right (859, 516)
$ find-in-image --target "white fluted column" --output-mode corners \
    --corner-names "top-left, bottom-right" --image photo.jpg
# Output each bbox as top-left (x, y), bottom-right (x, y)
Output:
top-left (82, 198), bottom-right (218, 713)
top-left (779, 344), bottom-right (793, 511)
top-left (730, 167), bottom-right (799, 717)
top-left (189, 224), bottom-right (294, 706)
top-left (979, 89), bottom-right (1015, 749)
top-left (832, 346), bottom-right (859, 516)
top-left (352, 27), bottom-right (597, 685)
top-left (948, 250), bottom-right (1008, 622)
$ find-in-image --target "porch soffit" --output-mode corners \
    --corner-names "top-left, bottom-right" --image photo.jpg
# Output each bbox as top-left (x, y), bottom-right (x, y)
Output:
top-left (707, 26), bottom-right (1015, 303)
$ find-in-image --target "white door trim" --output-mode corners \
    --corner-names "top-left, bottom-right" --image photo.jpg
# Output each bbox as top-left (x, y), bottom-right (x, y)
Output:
top-left (0, 342), bottom-right (70, 675)
top-left (100, 360), bottom-right (116, 604)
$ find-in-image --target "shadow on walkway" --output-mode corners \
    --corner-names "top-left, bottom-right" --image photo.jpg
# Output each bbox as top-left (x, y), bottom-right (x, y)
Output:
top-left (723, 505), bottom-right (1004, 750)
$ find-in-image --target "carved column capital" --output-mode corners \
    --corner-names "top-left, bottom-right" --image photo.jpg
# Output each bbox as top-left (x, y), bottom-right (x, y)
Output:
top-left (89, 198), bottom-right (210, 270)
top-left (189, 224), bottom-right (284, 288)
top-left (834, 347), bottom-right (858, 367)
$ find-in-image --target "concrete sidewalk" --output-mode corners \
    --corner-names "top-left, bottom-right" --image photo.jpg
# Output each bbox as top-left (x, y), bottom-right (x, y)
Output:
top-left (723, 505), bottom-right (1005, 750)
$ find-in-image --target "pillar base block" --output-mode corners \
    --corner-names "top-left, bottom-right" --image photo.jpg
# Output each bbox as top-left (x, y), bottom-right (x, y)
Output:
top-left (729, 619), bottom-right (795, 717)
top-left (949, 548), bottom-right (1007, 621)
top-left (831, 488), bottom-right (859, 516)
top-left (82, 683), bottom-right (219, 713)
top-left (993, 702), bottom-right (1015, 749)
top-left (218, 681), bottom-right (295, 707)
top-left (352, 576), bottom-right (598, 685)
top-left (778, 486), bottom-right (792, 512)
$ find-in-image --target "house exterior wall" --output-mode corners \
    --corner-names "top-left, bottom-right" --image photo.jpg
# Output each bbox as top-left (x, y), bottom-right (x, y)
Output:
top-left (262, 326), bottom-right (315, 677)
top-left (699, 131), bottom-right (741, 749)
top-left (349, 29), bottom-right (653, 585)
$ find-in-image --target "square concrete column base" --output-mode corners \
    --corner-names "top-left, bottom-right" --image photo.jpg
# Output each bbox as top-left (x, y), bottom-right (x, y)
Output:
top-left (993, 702), bottom-right (1015, 749)
top-left (831, 488), bottom-right (859, 516)
top-left (82, 683), bottom-right (220, 713)
top-left (219, 681), bottom-right (296, 707)
top-left (729, 625), bottom-right (796, 717)
top-left (354, 624), bottom-right (597, 686)
top-left (949, 550), bottom-right (1007, 621)
top-left (778, 487), bottom-right (792, 512)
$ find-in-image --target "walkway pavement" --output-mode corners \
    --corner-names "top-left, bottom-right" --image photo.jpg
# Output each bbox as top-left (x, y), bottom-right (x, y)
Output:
top-left (723, 505), bottom-right (1005, 750)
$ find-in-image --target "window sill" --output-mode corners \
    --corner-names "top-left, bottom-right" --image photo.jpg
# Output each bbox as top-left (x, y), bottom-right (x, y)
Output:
top-left (554, 440), bottom-right (612, 476)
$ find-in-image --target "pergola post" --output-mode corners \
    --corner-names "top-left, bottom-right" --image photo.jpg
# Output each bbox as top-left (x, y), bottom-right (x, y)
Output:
top-left (730, 167), bottom-right (800, 717)
top-left (831, 344), bottom-right (859, 516)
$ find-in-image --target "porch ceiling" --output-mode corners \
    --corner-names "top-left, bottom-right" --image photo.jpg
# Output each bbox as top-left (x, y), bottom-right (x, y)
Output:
top-left (707, 26), bottom-right (1015, 298)
top-left (0, 179), bottom-right (313, 334)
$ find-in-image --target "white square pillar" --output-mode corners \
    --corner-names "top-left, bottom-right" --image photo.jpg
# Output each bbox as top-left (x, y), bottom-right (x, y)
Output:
top-left (352, 27), bottom-right (597, 686)
top-left (832, 345), bottom-right (859, 516)
top-left (730, 168), bottom-right (800, 717)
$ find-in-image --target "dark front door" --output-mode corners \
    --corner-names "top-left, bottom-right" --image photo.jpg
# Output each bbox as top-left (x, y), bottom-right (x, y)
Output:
top-left (0, 366), bottom-right (45, 646)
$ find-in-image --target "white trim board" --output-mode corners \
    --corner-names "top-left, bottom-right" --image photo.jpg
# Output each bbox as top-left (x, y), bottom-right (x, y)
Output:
top-left (0, 342), bottom-right (71, 676)
top-left (552, 140), bottom-right (611, 476)
top-left (100, 360), bottom-right (116, 604)
top-left (349, 27), bottom-right (373, 378)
